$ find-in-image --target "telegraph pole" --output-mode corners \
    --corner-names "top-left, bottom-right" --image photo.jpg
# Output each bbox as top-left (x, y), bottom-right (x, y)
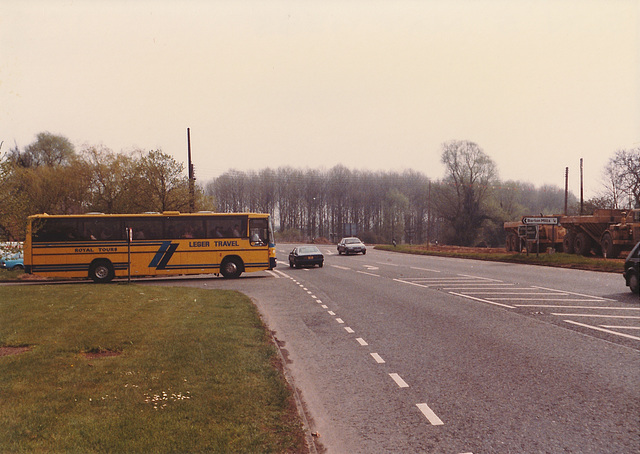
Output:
top-left (580, 158), bottom-right (584, 215)
top-left (564, 167), bottom-right (569, 215)
top-left (187, 128), bottom-right (195, 212)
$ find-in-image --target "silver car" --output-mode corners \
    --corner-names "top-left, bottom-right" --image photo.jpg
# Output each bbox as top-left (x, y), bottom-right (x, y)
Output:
top-left (337, 237), bottom-right (366, 255)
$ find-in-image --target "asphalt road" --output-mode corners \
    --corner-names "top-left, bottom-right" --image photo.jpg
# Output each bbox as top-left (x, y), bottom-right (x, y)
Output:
top-left (143, 245), bottom-right (639, 453)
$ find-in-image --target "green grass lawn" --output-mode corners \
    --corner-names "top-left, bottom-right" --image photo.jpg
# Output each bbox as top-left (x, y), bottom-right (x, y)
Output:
top-left (375, 244), bottom-right (625, 273)
top-left (0, 284), bottom-right (306, 453)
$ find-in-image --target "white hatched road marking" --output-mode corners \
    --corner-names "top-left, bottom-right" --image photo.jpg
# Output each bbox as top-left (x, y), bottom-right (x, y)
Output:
top-left (493, 298), bottom-right (605, 302)
top-left (564, 320), bottom-right (640, 341)
top-left (410, 266), bottom-right (441, 272)
top-left (394, 272), bottom-right (638, 342)
top-left (532, 286), bottom-right (615, 301)
top-left (552, 313), bottom-right (640, 319)
top-left (448, 292), bottom-right (515, 309)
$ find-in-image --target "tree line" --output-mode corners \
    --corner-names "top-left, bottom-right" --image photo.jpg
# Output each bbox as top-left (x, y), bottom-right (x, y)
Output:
top-left (0, 132), bottom-right (212, 240)
top-left (206, 141), bottom-right (580, 246)
top-left (1, 133), bottom-right (638, 247)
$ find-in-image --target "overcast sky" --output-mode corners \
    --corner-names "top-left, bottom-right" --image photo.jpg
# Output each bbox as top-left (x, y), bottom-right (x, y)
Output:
top-left (2, 0), bottom-right (639, 198)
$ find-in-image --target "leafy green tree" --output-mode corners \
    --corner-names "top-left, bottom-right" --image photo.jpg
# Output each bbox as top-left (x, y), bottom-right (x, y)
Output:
top-left (82, 145), bottom-right (136, 213)
top-left (6, 132), bottom-right (75, 168)
top-left (129, 150), bottom-right (189, 212)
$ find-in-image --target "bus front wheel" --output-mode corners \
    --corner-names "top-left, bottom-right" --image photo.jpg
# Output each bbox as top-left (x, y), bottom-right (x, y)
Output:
top-left (89, 259), bottom-right (115, 283)
top-left (220, 257), bottom-right (243, 279)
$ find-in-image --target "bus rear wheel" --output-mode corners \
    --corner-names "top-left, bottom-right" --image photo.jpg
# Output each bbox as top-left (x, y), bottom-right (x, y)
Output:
top-left (89, 259), bottom-right (115, 283)
top-left (220, 257), bottom-right (243, 279)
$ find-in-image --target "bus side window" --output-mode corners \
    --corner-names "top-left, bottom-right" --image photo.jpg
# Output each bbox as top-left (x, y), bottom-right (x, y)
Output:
top-left (249, 218), bottom-right (267, 246)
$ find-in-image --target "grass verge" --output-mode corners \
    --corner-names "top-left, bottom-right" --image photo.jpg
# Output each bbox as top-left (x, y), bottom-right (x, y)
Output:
top-left (0, 268), bottom-right (25, 281)
top-left (375, 244), bottom-right (625, 274)
top-left (0, 284), bottom-right (307, 453)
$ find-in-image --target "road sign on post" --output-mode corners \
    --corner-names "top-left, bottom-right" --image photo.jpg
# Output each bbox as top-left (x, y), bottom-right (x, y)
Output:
top-left (522, 217), bottom-right (559, 225)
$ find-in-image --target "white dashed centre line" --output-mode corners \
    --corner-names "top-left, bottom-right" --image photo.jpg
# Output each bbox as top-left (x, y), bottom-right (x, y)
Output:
top-left (389, 373), bottom-right (409, 388)
top-left (370, 353), bottom-right (385, 363)
top-left (416, 403), bottom-right (444, 426)
top-left (335, 318), bottom-right (344, 324)
top-left (327, 311), bottom-right (335, 316)
top-left (356, 338), bottom-right (368, 346)
top-left (344, 327), bottom-right (355, 333)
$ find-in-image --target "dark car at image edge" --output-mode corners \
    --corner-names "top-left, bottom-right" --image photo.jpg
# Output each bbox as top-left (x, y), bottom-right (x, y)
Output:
top-left (623, 241), bottom-right (639, 294)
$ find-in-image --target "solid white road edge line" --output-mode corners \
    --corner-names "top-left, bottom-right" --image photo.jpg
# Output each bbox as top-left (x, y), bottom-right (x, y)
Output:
top-left (516, 305), bottom-right (640, 309)
top-left (600, 325), bottom-right (640, 330)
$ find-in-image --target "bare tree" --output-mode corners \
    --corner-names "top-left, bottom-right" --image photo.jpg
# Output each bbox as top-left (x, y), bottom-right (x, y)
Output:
top-left (437, 140), bottom-right (498, 246)
top-left (601, 148), bottom-right (640, 208)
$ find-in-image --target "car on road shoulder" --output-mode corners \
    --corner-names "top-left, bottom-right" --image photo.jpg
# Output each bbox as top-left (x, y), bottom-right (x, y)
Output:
top-left (623, 241), bottom-right (639, 294)
top-left (289, 245), bottom-right (324, 268)
top-left (337, 237), bottom-right (366, 255)
top-left (1, 253), bottom-right (24, 271)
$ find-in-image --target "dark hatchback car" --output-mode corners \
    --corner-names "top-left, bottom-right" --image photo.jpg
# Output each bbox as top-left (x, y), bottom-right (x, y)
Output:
top-left (623, 241), bottom-right (639, 294)
top-left (289, 245), bottom-right (324, 268)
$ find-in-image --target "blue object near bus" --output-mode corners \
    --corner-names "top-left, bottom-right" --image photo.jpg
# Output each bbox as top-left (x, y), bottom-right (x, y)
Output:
top-left (1, 253), bottom-right (24, 271)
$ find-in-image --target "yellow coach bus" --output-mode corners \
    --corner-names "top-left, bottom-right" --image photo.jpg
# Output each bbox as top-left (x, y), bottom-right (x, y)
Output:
top-left (24, 211), bottom-right (276, 283)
